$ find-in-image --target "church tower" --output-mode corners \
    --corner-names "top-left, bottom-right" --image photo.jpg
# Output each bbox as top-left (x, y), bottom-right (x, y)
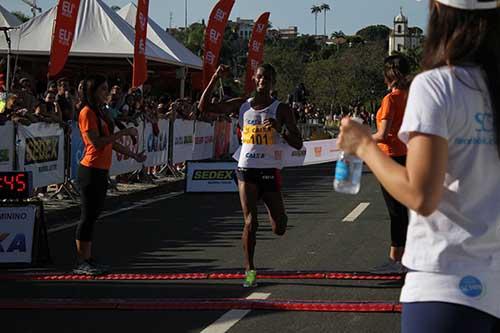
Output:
top-left (389, 7), bottom-right (409, 54)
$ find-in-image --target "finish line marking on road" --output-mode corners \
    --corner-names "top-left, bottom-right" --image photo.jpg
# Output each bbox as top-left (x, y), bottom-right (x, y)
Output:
top-left (200, 293), bottom-right (271, 333)
top-left (48, 192), bottom-right (184, 234)
top-left (0, 271), bottom-right (404, 281)
top-left (342, 203), bottom-right (371, 223)
top-left (0, 298), bottom-right (402, 313)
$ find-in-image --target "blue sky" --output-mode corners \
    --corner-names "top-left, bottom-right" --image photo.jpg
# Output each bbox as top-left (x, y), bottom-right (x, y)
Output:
top-left (3, 0), bottom-right (429, 35)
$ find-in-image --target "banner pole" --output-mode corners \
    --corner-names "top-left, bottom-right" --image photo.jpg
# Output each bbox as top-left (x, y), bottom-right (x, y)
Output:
top-left (13, 122), bottom-right (18, 171)
top-left (3, 29), bottom-right (12, 95)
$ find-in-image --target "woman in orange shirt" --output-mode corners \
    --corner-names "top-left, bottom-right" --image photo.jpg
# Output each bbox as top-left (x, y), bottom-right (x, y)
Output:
top-left (75, 75), bottom-right (146, 275)
top-left (372, 55), bottom-right (411, 270)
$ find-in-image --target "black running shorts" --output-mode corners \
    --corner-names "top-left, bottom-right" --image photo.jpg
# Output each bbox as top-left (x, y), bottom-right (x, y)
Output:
top-left (236, 168), bottom-right (282, 196)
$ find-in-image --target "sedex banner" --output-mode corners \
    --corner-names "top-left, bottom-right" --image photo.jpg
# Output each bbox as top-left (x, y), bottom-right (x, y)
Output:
top-left (185, 161), bottom-right (238, 193)
top-left (17, 123), bottom-right (65, 188)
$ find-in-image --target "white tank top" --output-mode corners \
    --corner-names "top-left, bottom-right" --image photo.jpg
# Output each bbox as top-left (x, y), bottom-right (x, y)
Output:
top-left (238, 98), bottom-right (284, 169)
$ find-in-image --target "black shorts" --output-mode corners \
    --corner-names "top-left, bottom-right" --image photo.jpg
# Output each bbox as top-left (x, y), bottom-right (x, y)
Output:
top-left (236, 168), bottom-right (282, 196)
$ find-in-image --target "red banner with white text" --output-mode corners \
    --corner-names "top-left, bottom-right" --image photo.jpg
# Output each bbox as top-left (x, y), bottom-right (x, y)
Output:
top-left (133, 0), bottom-right (150, 88)
top-left (202, 0), bottom-right (235, 89)
top-left (48, 0), bottom-right (81, 77)
top-left (244, 12), bottom-right (270, 94)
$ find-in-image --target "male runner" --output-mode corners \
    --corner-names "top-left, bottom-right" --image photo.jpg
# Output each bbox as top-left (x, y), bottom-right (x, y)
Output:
top-left (199, 64), bottom-right (303, 287)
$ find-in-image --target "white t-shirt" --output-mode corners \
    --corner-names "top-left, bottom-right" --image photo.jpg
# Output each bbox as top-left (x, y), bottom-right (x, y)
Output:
top-left (398, 66), bottom-right (500, 318)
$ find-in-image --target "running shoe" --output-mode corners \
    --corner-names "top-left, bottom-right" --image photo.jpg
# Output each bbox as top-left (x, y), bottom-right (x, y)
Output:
top-left (72, 260), bottom-right (108, 276)
top-left (243, 270), bottom-right (257, 288)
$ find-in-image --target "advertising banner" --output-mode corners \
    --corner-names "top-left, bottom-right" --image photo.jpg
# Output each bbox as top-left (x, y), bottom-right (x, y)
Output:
top-left (17, 123), bottom-right (65, 188)
top-left (283, 139), bottom-right (341, 167)
top-left (144, 119), bottom-right (169, 167)
top-left (185, 161), bottom-right (238, 193)
top-left (70, 122), bottom-right (85, 180)
top-left (202, 0), bottom-right (235, 88)
top-left (0, 122), bottom-right (14, 172)
top-left (232, 139), bottom-right (341, 168)
top-left (244, 12), bottom-right (270, 94)
top-left (132, 0), bottom-right (150, 87)
top-left (172, 120), bottom-right (194, 164)
top-left (214, 120), bottom-right (230, 159)
top-left (48, 0), bottom-right (81, 77)
top-left (0, 206), bottom-right (36, 263)
top-left (192, 121), bottom-right (214, 161)
top-left (110, 121), bottom-right (144, 176)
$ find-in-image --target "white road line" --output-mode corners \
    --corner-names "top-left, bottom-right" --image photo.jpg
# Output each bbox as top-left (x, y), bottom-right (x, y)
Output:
top-left (200, 292), bottom-right (271, 333)
top-left (48, 192), bottom-right (183, 234)
top-left (342, 202), bottom-right (370, 222)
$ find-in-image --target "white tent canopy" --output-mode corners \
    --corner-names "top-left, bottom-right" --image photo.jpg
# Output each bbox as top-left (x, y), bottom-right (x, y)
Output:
top-left (118, 3), bottom-right (202, 70)
top-left (0, 0), bottom-right (182, 66)
top-left (0, 4), bottom-right (22, 28)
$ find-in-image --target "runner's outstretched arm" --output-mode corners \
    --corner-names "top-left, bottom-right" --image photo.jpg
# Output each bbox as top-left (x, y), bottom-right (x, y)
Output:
top-left (277, 104), bottom-right (303, 150)
top-left (198, 65), bottom-right (245, 115)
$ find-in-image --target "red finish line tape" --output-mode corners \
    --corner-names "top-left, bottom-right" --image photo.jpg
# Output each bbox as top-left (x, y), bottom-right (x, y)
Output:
top-left (0, 298), bottom-right (402, 313)
top-left (0, 271), bottom-right (403, 282)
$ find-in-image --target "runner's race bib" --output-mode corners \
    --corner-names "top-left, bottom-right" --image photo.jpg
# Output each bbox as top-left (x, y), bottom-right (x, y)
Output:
top-left (242, 125), bottom-right (276, 145)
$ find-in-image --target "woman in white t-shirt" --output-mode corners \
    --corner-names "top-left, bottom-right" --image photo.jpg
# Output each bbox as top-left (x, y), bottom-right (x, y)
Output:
top-left (338, 0), bottom-right (500, 332)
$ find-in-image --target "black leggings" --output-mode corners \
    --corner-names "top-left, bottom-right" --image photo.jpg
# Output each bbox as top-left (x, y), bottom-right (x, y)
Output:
top-left (380, 155), bottom-right (409, 247)
top-left (76, 165), bottom-right (108, 242)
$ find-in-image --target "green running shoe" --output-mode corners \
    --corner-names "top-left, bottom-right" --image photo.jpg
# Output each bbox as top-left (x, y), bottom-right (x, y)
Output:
top-left (243, 270), bottom-right (257, 288)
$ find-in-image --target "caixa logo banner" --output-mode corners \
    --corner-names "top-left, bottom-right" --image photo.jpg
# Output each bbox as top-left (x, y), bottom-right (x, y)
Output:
top-left (0, 206), bottom-right (36, 263)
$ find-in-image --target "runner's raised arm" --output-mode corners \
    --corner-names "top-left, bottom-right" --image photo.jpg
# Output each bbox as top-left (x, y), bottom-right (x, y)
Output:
top-left (198, 65), bottom-right (245, 115)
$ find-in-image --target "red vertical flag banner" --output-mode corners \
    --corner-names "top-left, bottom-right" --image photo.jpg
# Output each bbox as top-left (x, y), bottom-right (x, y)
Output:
top-left (48, 0), bottom-right (81, 78)
top-left (202, 0), bottom-right (235, 89)
top-left (245, 12), bottom-right (270, 94)
top-left (133, 0), bottom-right (150, 88)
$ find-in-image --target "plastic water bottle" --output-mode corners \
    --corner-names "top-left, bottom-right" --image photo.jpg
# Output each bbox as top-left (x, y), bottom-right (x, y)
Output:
top-left (334, 118), bottom-right (364, 195)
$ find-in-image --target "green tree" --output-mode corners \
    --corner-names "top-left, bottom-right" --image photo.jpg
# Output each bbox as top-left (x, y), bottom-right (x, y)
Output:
top-left (355, 25), bottom-right (391, 42)
top-left (331, 31), bottom-right (345, 38)
top-left (264, 46), bottom-right (305, 100)
top-left (170, 23), bottom-right (205, 56)
top-left (393, 46), bottom-right (424, 75)
top-left (304, 58), bottom-right (341, 109)
top-left (11, 11), bottom-right (30, 23)
top-left (304, 42), bottom-right (387, 110)
top-left (311, 5), bottom-right (322, 36)
top-left (320, 3), bottom-right (331, 37)
top-left (186, 23), bottom-right (205, 55)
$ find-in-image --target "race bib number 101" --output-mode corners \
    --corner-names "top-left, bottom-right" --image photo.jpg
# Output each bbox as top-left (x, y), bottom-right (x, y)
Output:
top-left (242, 125), bottom-right (275, 145)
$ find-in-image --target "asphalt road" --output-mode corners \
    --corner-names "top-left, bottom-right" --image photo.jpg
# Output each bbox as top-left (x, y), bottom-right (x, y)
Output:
top-left (1, 163), bottom-right (404, 333)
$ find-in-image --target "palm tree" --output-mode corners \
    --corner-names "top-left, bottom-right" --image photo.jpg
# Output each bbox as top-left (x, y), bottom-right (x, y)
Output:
top-left (320, 3), bottom-right (331, 37)
top-left (311, 5), bottom-right (322, 36)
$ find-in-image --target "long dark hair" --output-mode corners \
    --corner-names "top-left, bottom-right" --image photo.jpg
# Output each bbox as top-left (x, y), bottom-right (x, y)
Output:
top-left (384, 55), bottom-right (411, 90)
top-left (81, 75), bottom-right (107, 110)
top-left (81, 75), bottom-right (113, 135)
top-left (422, 1), bottom-right (500, 155)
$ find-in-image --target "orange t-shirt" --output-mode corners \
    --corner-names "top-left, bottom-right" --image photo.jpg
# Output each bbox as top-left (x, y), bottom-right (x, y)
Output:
top-left (79, 106), bottom-right (113, 170)
top-left (376, 89), bottom-right (408, 157)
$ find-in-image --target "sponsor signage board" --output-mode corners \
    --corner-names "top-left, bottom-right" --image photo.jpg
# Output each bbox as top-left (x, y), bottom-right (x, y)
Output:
top-left (185, 161), bottom-right (238, 193)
